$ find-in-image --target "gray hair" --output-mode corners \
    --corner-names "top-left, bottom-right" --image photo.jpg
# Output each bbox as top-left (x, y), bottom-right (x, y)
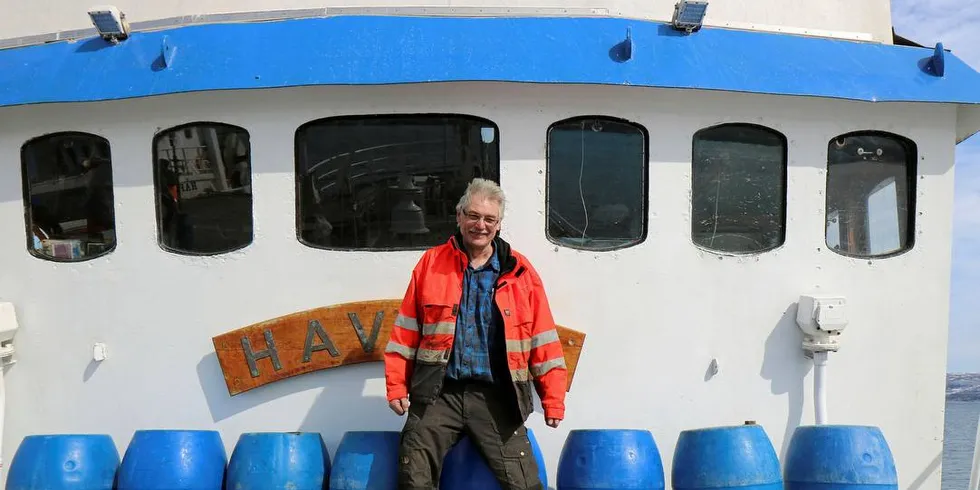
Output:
top-left (455, 178), bottom-right (505, 219)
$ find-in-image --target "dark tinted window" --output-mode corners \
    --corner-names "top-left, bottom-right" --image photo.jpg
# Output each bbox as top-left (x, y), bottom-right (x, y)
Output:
top-left (22, 132), bottom-right (116, 261)
top-left (546, 116), bottom-right (647, 251)
top-left (153, 123), bottom-right (253, 255)
top-left (825, 132), bottom-right (916, 257)
top-left (691, 124), bottom-right (787, 253)
top-left (295, 115), bottom-right (500, 250)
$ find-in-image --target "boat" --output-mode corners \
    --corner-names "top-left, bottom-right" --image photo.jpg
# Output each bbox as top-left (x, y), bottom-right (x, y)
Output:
top-left (1, 0), bottom-right (979, 488)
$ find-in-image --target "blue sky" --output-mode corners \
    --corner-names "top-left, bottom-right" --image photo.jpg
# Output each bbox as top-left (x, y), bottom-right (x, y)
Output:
top-left (891, 0), bottom-right (980, 372)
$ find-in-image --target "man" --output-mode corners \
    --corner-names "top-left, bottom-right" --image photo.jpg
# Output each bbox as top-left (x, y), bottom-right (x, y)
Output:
top-left (384, 178), bottom-right (568, 490)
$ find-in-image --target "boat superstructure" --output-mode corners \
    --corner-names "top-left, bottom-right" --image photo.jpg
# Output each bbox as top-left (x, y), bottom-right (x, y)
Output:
top-left (1, 0), bottom-right (979, 488)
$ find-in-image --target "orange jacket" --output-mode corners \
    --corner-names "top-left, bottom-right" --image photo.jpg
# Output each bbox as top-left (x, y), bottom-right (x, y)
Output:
top-left (384, 234), bottom-right (568, 421)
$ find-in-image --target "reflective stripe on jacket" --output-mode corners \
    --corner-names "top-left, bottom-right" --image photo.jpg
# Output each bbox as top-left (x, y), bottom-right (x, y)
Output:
top-left (384, 233), bottom-right (568, 421)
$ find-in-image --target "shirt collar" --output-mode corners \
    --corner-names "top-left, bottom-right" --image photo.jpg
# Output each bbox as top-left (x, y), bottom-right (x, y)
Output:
top-left (469, 243), bottom-right (499, 272)
top-left (487, 245), bottom-right (500, 272)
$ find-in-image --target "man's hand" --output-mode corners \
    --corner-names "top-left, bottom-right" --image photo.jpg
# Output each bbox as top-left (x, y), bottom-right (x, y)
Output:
top-left (389, 398), bottom-right (410, 415)
top-left (546, 418), bottom-right (561, 428)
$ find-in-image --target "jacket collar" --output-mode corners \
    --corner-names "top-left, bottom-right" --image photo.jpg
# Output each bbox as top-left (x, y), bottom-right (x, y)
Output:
top-left (450, 230), bottom-right (518, 276)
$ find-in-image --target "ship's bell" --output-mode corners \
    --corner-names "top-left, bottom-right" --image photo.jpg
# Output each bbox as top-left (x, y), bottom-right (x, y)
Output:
top-left (389, 175), bottom-right (430, 235)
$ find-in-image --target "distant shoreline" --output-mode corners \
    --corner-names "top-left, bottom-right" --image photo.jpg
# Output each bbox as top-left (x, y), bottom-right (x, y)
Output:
top-left (948, 373), bottom-right (980, 401)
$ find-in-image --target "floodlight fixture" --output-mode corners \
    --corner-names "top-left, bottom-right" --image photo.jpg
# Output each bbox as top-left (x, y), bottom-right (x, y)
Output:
top-left (88, 5), bottom-right (131, 42)
top-left (672, 1), bottom-right (708, 33)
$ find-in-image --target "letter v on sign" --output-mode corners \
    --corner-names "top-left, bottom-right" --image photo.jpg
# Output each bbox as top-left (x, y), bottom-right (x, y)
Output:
top-left (348, 310), bottom-right (384, 353)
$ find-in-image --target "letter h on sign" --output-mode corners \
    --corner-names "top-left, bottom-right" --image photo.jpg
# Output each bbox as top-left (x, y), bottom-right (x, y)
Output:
top-left (241, 330), bottom-right (281, 378)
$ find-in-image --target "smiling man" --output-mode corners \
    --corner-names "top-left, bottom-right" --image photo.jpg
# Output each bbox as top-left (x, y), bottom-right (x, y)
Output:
top-left (384, 178), bottom-right (568, 490)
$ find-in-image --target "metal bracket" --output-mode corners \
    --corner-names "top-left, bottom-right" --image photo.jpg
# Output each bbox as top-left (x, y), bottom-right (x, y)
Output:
top-left (622, 27), bottom-right (633, 61)
top-left (931, 42), bottom-right (946, 77)
top-left (160, 36), bottom-right (177, 68)
top-left (610, 27), bottom-right (633, 63)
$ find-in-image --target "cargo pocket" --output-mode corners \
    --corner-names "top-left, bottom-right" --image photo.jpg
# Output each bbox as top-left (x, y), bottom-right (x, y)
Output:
top-left (397, 410), bottom-right (432, 487)
top-left (499, 428), bottom-right (537, 490)
top-left (397, 447), bottom-right (431, 488)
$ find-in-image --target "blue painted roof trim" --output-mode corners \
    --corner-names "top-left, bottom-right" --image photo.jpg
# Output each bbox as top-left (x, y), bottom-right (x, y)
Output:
top-left (2, 15), bottom-right (980, 108)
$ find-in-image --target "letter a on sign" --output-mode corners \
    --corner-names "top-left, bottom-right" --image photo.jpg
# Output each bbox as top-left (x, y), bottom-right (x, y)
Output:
top-left (303, 319), bottom-right (341, 362)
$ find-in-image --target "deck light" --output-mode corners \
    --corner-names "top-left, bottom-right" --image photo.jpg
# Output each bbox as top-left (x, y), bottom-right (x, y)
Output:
top-left (88, 5), bottom-right (131, 42)
top-left (671, 1), bottom-right (708, 33)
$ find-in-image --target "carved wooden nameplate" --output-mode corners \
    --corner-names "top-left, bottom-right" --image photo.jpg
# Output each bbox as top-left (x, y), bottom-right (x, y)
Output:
top-left (212, 299), bottom-right (586, 396)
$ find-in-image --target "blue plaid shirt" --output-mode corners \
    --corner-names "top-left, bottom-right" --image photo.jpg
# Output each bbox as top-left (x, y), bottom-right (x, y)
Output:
top-left (446, 249), bottom-right (500, 382)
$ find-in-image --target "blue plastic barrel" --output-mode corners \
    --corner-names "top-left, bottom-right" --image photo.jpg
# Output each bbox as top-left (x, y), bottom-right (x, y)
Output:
top-left (226, 432), bottom-right (330, 490)
top-left (116, 430), bottom-right (226, 490)
top-left (556, 429), bottom-right (664, 490)
top-left (6, 434), bottom-right (119, 490)
top-left (672, 424), bottom-right (782, 490)
top-left (784, 425), bottom-right (898, 490)
top-left (329, 431), bottom-right (401, 490)
top-left (441, 428), bottom-right (547, 490)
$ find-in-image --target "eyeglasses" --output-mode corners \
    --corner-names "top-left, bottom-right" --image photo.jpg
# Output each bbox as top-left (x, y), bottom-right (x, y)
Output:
top-left (462, 211), bottom-right (499, 226)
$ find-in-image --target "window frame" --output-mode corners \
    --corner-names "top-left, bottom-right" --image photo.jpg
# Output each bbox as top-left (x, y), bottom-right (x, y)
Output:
top-left (21, 130), bottom-right (117, 263)
top-left (150, 120), bottom-right (255, 256)
top-left (824, 130), bottom-right (917, 259)
top-left (544, 115), bottom-right (650, 252)
top-left (293, 112), bottom-right (502, 252)
top-left (689, 122), bottom-right (789, 255)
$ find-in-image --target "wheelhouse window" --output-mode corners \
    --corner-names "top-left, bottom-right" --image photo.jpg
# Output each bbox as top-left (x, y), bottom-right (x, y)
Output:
top-left (546, 116), bottom-right (647, 251)
top-left (295, 114), bottom-right (500, 250)
top-left (825, 132), bottom-right (916, 257)
top-left (691, 124), bottom-right (787, 254)
top-left (153, 123), bottom-right (253, 255)
top-left (22, 132), bottom-right (116, 261)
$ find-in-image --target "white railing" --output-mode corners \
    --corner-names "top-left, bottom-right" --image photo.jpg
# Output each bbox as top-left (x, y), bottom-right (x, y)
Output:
top-left (969, 412), bottom-right (980, 490)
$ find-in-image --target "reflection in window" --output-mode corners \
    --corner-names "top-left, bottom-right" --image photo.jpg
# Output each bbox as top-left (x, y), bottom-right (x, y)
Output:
top-left (22, 132), bottom-right (116, 261)
top-left (691, 124), bottom-right (787, 254)
top-left (153, 123), bottom-right (253, 254)
top-left (546, 117), bottom-right (647, 250)
top-left (825, 132), bottom-right (916, 257)
top-left (295, 115), bottom-right (500, 250)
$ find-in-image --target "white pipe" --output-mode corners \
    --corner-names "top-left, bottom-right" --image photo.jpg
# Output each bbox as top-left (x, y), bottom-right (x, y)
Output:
top-left (813, 351), bottom-right (828, 425)
top-left (969, 413), bottom-right (980, 490)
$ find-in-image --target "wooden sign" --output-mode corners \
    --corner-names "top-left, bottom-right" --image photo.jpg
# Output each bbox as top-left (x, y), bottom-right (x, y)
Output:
top-left (212, 299), bottom-right (586, 396)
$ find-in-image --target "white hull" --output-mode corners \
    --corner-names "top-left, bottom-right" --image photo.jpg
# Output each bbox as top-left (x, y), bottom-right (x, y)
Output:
top-left (0, 82), bottom-right (956, 488)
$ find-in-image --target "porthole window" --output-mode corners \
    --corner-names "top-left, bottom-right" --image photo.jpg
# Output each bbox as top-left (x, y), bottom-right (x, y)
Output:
top-left (152, 123), bottom-right (253, 255)
top-left (546, 116), bottom-right (647, 251)
top-left (294, 114), bottom-right (500, 250)
top-left (825, 131), bottom-right (916, 257)
top-left (691, 124), bottom-right (787, 254)
top-left (22, 132), bottom-right (116, 261)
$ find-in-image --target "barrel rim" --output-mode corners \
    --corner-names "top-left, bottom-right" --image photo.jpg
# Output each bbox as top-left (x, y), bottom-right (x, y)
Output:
top-left (783, 477), bottom-right (899, 485)
top-left (565, 428), bottom-right (654, 435)
top-left (674, 483), bottom-right (784, 490)
top-left (678, 424), bottom-right (771, 434)
top-left (340, 430), bottom-right (402, 436)
top-left (131, 429), bottom-right (222, 435)
top-left (792, 424), bottom-right (885, 431)
top-left (237, 431), bottom-right (324, 437)
top-left (20, 433), bottom-right (115, 439)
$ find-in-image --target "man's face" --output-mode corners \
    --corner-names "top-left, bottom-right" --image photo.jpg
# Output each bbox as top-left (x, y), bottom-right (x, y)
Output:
top-left (457, 194), bottom-right (502, 251)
